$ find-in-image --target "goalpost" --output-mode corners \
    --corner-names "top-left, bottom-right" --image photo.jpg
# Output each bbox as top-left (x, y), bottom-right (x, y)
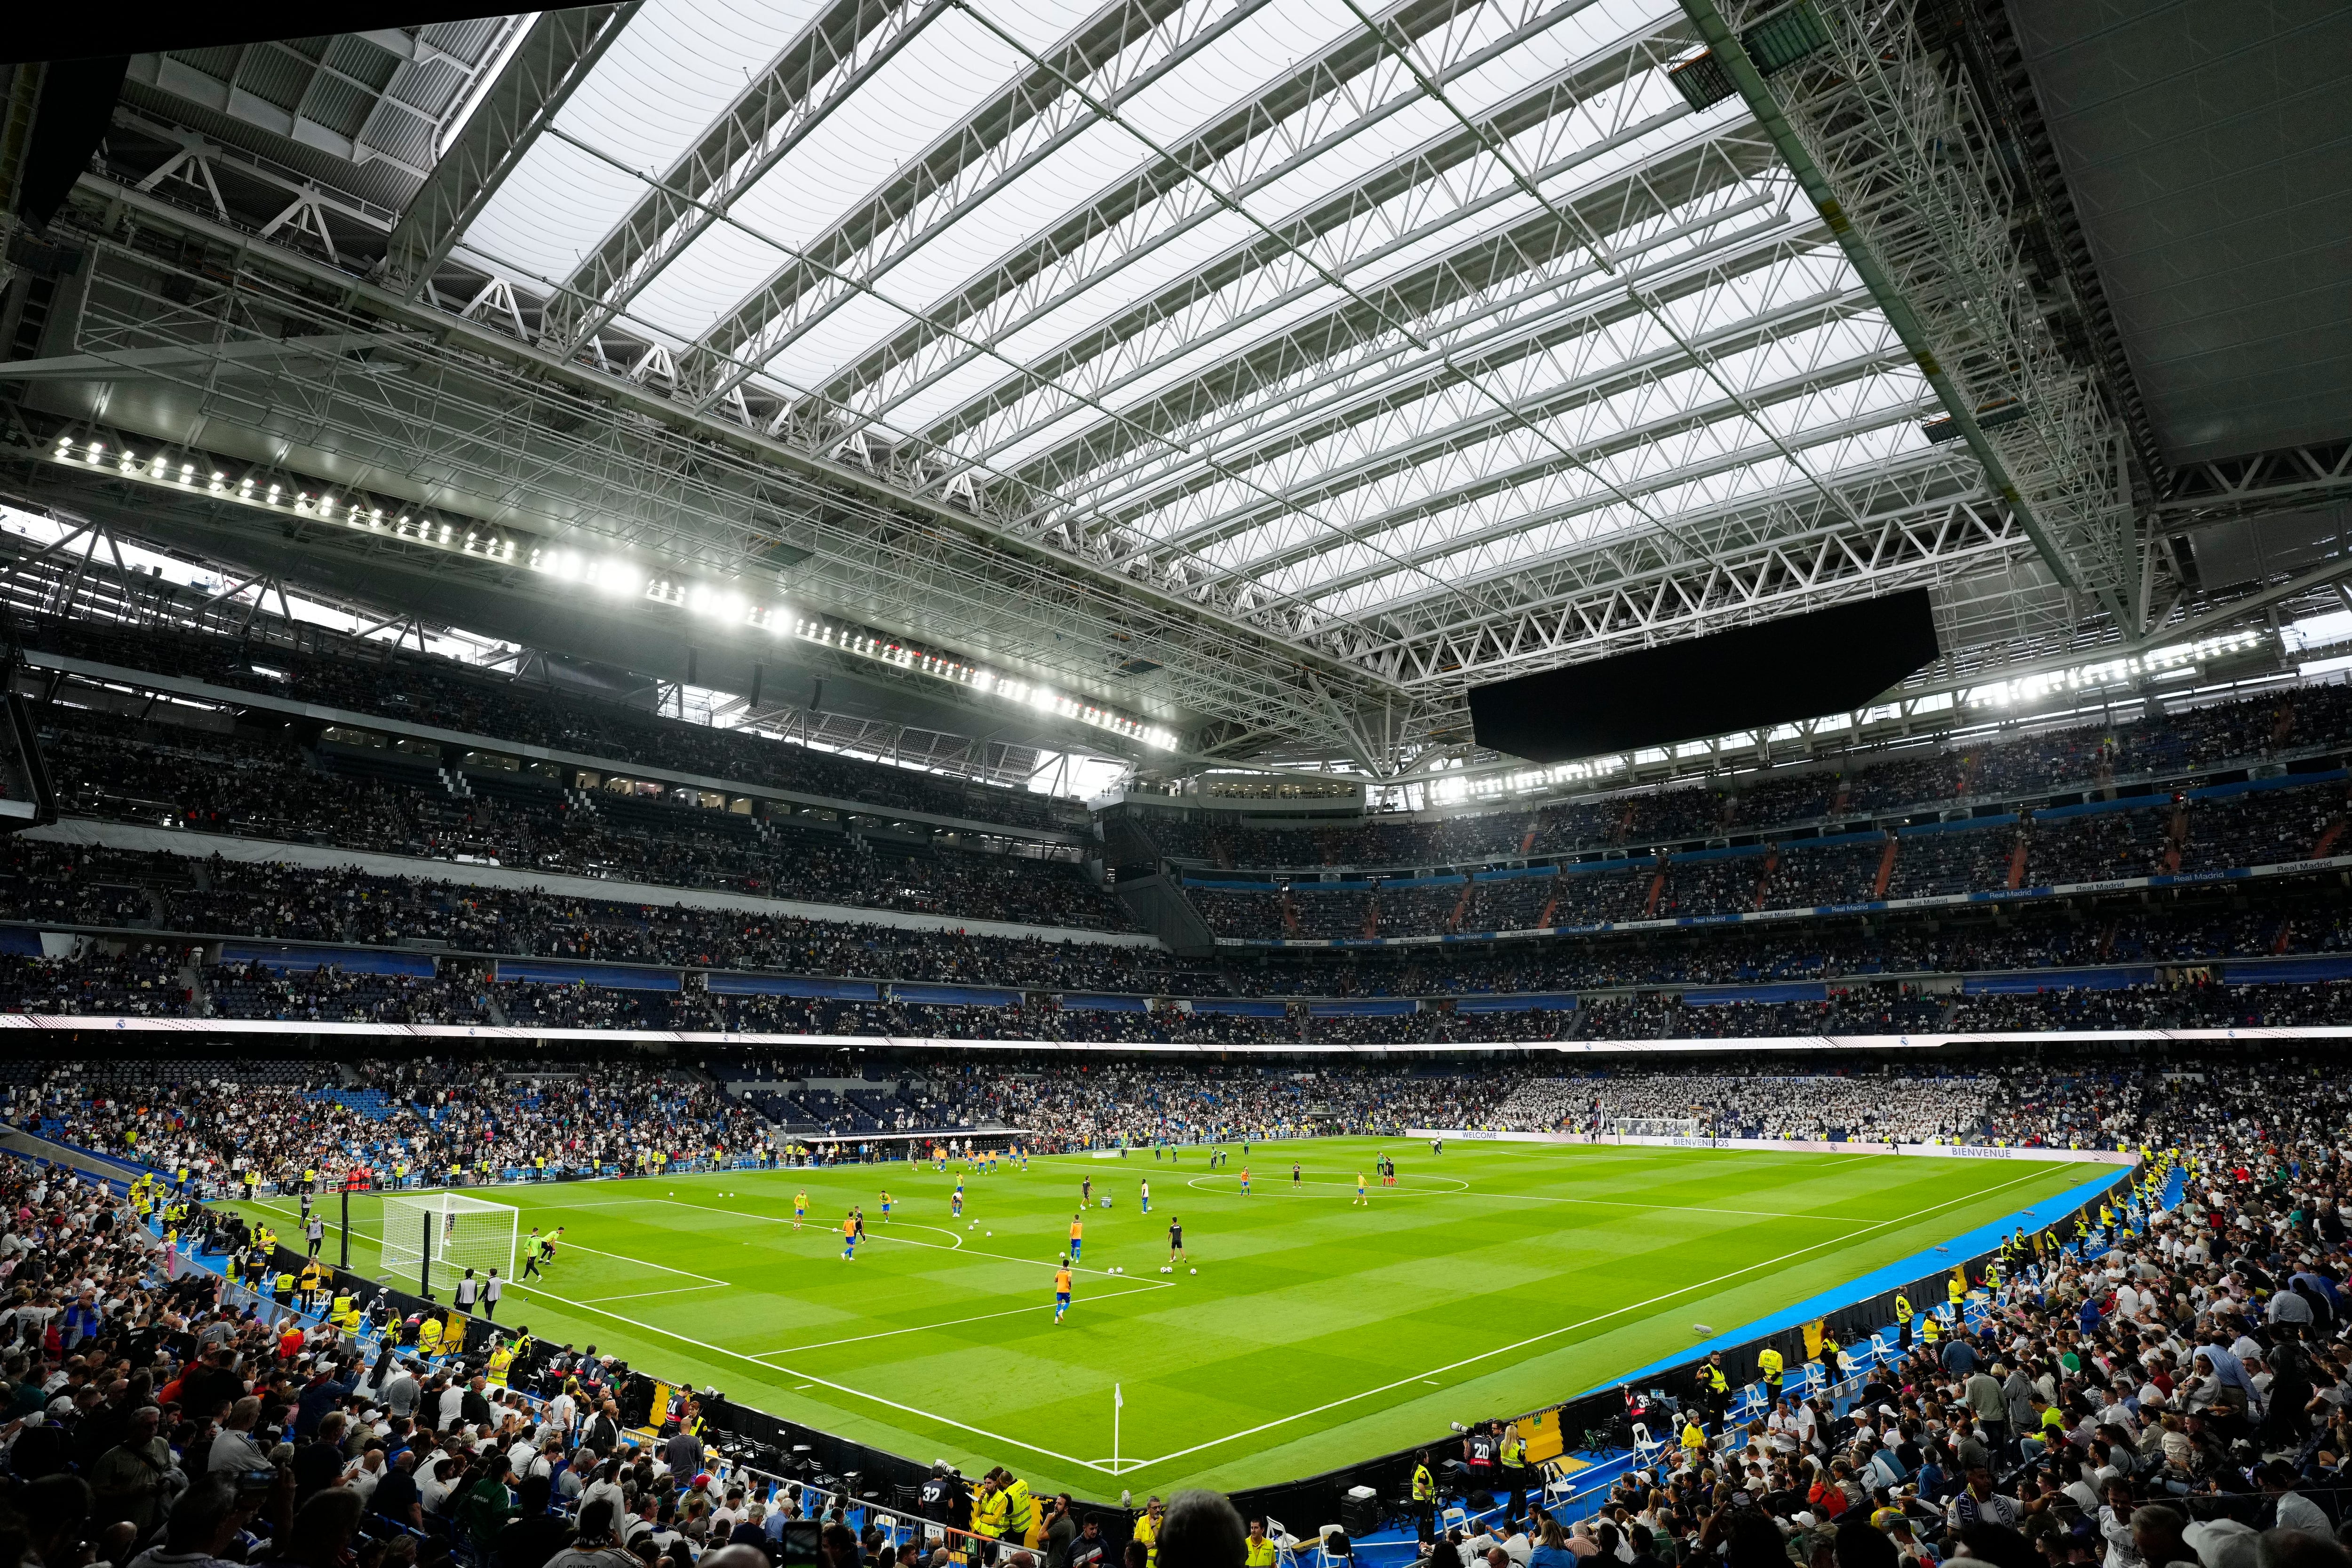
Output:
top-left (1604, 1116), bottom-right (1707, 1141)
top-left (381, 1192), bottom-right (519, 1300)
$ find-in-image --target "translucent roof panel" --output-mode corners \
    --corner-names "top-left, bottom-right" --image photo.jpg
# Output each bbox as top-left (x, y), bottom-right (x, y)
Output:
top-left (445, 0), bottom-right (1947, 658)
top-left (461, 0), bottom-right (831, 290)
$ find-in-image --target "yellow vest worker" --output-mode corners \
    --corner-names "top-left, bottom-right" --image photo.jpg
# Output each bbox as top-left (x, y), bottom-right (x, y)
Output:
top-left (1133, 1505), bottom-right (1163, 1568)
top-left (1246, 1531), bottom-right (1279, 1568)
top-left (973, 1486), bottom-right (1008, 1543)
top-left (1706, 1365), bottom-right (1729, 1393)
top-left (1411, 1464), bottom-right (1436, 1502)
top-left (1757, 1347), bottom-right (1783, 1385)
top-left (1894, 1292), bottom-right (1913, 1324)
top-left (1921, 1315), bottom-right (1940, 1344)
top-left (1001, 1478), bottom-right (1037, 1545)
top-left (487, 1345), bottom-right (516, 1385)
top-left (331, 1294), bottom-right (357, 1329)
top-left (1500, 1428), bottom-right (1526, 1476)
top-left (418, 1318), bottom-right (443, 1355)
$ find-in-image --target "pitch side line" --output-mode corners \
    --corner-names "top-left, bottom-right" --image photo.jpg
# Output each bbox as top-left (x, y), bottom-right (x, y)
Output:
top-left (1124, 1161), bottom-right (2070, 1473)
top-left (502, 1282), bottom-right (1118, 1476)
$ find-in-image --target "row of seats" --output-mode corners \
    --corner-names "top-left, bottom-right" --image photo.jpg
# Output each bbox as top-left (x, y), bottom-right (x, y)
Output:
top-left (1133, 681), bottom-right (2352, 870)
top-left (1189, 778), bottom-right (2349, 937)
top-left (21, 612), bottom-right (1068, 831)
top-left (43, 706), bottom-right (1129, 931)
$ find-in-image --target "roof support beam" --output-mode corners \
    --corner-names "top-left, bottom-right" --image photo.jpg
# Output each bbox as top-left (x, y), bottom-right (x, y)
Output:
top-left (543, 0), bottom-right (949, 360)
top-left (377, 4), bottom-right (638, 300)
top-left (1676, 0), bottom-right (2136, 629)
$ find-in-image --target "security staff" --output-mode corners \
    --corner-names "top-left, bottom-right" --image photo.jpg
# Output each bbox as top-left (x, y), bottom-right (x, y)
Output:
top-left (1893, 1290), bottom-right (1915, 1348)
top-left (971, 1475), bottom-right (1008, 1566)
top-left (1701, 1353), bottom-right (1731, 1427)
top-left (1409, 1449), bottom-right (1438, 1542)
top-left (1756, 1344), bottom-right (1784, 1408)
top-left (997, 1470), bottom-right (1038, 1549)
top-left (1497, 1421), bottom-right (1528, 1517)
top-left (1132, 1496), bottom-right (1165, 1568)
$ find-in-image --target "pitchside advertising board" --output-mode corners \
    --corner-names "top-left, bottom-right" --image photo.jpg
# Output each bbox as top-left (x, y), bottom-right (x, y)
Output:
top-left (1401, 1129), bottom-right (2140, 1163)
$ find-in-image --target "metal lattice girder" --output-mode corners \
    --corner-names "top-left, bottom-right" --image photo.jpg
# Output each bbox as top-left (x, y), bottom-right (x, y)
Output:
top-left (541, 0), bottom-right (950, 360)
top-left (676, 0), bottom-right (1264, 416)
top-left (886, 4), bottom-right (1709, 469)
top-left (977, 121), bottom-right (1769, 501)
top-left (50, 191), bottom-right (1399, 756)
top-left (1043, 185), bottom-right (1799, 541)
top-left (1359, 447), bottom-right (2026, 691)
top-left (1695, 0), bottom-right (2143, 620)
top-left (2159, 440), bottom-right (2352, 533)
top-left (378, 5), bottom-right (638, 299)
top-left (1108, 260), bottom-right (1891, 587)
top-left (821, 0), bottom-right (1654, 434)
top-left (1029, 179), bottom-right (1801, 536)
top-left (1256, 340), bottom-right (1927, 621)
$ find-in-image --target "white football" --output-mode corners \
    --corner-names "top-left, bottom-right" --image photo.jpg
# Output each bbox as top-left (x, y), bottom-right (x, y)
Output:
top-left (986, 1231), bottom-right (993, 1237)
top-left (1189, 1267), bottom-right (1198, 1274)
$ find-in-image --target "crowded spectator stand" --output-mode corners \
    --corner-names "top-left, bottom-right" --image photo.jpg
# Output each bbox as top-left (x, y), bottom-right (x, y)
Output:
top-left (7, 1052), bottom-right (2346, 1568)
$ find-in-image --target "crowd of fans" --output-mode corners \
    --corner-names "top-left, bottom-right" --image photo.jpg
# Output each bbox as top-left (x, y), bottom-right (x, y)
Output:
top-left (1531, 1061), bottom-right (2352, 1568)
top-left (1184, 779), bottom-right (2349, 939)
top-left (42, 708), bottom-right (1124, 933)
top-left (1130, 679), bottom-right (2352, 872)
top-left (1496, 1070), bottom-right (1995, 1142)
top-left (22, 615), bottom-right (1068, 830)
top-left (9, 1048), bottom-right (2352, 1568)
top-left (3, 845), bottom-right (2352, 1043)
top-left (0, 1148), bottom-right (936, 1568)
top-left (5, 1059), bottom-right (773, 1194)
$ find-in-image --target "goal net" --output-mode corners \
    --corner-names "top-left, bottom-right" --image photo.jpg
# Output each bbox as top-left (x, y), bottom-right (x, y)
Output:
top-left (1604, 1117), bottom-right (1705, 1140)
top-left (381, 1193), bottom-right (518, 1298)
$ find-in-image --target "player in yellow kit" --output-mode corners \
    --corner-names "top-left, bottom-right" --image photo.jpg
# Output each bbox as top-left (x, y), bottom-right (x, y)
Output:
top-left (1053, 1263), bottom-right (1073, 1324)
top-left (1354, 1171), bottom-right (1367, 1207)
top-left (1068, 1213), bottom-right (1084, 1261)
top-left (794, 1191), bottom-right (808, 1231)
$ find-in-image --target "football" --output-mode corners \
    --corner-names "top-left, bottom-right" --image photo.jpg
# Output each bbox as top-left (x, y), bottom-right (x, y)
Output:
top-left (1189, 1267), bottom-right (1198, 1274)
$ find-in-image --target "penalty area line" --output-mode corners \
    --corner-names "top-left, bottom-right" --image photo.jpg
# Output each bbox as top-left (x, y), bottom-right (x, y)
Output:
top-left (502, 1282), bottom-right (1117, 1477)
top-left (596, 1194), bottom-right (1147, 1280)
top-left (752, 1278), bottom-right (1171, 1356)
top-left (576, 1283), bottom-right (730, 1304)
top-left (1125, 1161), bottom-right (2068, 1473)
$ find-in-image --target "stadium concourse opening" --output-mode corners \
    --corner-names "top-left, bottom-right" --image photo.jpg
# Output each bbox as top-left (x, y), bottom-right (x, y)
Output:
top-left (3, 0), bottom-right (2351, 1560)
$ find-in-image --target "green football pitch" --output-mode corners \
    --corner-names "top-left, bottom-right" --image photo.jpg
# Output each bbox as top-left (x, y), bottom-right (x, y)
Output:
top-left (230, 1140), bottom-right (2107, 1499)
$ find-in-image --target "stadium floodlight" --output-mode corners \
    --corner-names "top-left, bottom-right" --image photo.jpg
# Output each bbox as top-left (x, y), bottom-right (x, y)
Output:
top-left (381, 1192), bottom-right (518, 1300)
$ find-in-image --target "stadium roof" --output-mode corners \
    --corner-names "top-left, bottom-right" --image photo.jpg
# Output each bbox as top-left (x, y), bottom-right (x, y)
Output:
top-left (2, 0), bottom-right (2348, 783)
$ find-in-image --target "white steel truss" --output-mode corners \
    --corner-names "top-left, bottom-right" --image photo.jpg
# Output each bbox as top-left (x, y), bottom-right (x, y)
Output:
top-left (22, 0), bottom-right (2338, 778)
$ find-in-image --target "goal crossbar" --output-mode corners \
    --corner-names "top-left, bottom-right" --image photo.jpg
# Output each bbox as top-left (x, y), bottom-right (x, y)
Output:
top-left (381, 1192), bottom-right (517, 1301)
